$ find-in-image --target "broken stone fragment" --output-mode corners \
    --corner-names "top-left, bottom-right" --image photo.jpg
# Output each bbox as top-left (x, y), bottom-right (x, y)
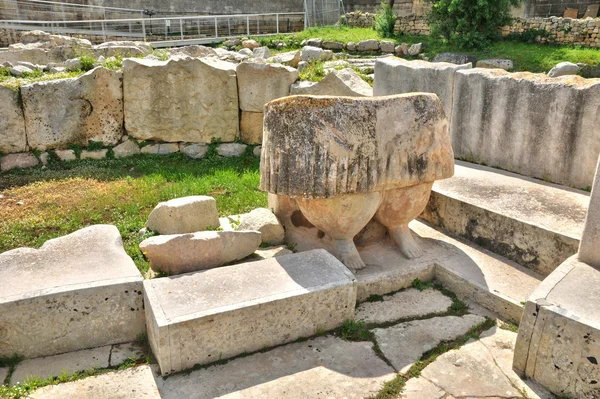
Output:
top-left (139, 230), bottom-right (262, 274)
top-left (146, 196), bottom-right (220, 235)
top-left (290, 68), bottom-right (372, 97)
top-left (238, 208), bottom-right (285, 245)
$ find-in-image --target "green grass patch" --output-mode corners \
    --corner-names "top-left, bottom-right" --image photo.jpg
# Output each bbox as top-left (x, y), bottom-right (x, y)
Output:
top-left (0, 70), bottom-right (84, 90)
top-left (0, 152), bottom-right (266, 275)
top-left (335, 319), bottom-right (374, 341)
top-left (299, 60), bottom-right (326, 82)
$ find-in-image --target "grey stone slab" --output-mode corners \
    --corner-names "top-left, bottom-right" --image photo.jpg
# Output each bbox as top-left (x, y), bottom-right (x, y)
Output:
top-left (421, 339), bottom-right (521, 398)
top-left (109, 342), bottom-right (147, 367)
top-left (0, 225), bottom-right (145, 359)
top-left (411, 220), bottom-right (544, 323)
top-left (355, 288), bottom-right (452, 325)
top-left (30, 365), bottom-right (160, 398)
top-left (144, 249), bottom-right (357, 375)
top-left (11, 346), bottom-right (111, 386)
top-left (373, 314), bottom-right (485, 373)
top-left (156, 336), bottom-right (395, 399)
top-left (423, 161), bottom-right (588, 276)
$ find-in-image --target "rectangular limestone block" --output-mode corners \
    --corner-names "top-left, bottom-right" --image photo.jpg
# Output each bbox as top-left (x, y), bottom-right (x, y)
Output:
top-left (513, 256), bottom-right (600, 397)
top-left (0, 225), bottom-right (145, 359)
top-left (21, 67), bottom-right (123, 151)
top-left (451, 69), bottom-right (600, 188)
top-left (240, 111), bottom-right (264, 145)
top-left (0, 86), bottom-right (27, 153)
top-left (373, 57), bottom-right (471, 122)
top-left (144, 249), bottom-right (356, 375)
top-left (123, 57), bottom-right (239, 143)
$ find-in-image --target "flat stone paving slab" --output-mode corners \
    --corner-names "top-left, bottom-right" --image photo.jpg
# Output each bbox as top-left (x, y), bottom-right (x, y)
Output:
top-left (413, 327), bottom-right (553, 399)
top-left (355, 287), bottom-right (452, 325)
top-left (109, 342), bottom-right (148, 367)
top-left (11, 345), bottom-right (111, 386)
top-left (144, 249), bottom-right (356, 375)
top-left (30, 365), bottom-right (160, 399)
top-left (156, 336), bottom-right (395, 399)
top-left (373, 314), bottom-right (485, 373)
top-left (0, 225), bottom-right (145, 358)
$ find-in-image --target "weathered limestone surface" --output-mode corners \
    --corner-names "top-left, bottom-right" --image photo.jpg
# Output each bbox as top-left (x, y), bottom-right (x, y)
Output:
top-left (21, 67), bottom-right (123, 151)
top-left (354, 287), bottom-right (452, 324)
top-left (123, 57), bottom-right (239, 143)
top-left (236, 61), bottom-right (299, 112)
top-left (217, 142), bottom-right (247, 157)
top-left (451, 69), bottom-right (600, 188)
top-left (11, 346), bottom-right (111, 385)
top-left (238, 208), bottom-right (285, 245)
top-left (374, 57), bottom-right (471, 122)
top-left (260, 94), bottom-right (454, 198)
top-left (157, 336), bottom-right (395, 398)
top-left (0, 86), bottom-right (27, 153)
top-left (422, 161), bottom-right (588, 276)
top-left (373, 314), bottom-right (485, 373)
top-left (109, 342), bottom-right (147, 367)
top-left (0, 225), bottom-right (145, 359)
top-left (0, 153), bottom-right (38, 172)
top-left (113, 139), bottom-right (140, 158)
top-left (514, 255), bottom-right (600, 398)
top-left (144, 249), bottom-right (356, 375)
top-left (30, 365), bottom-right (160, 399)
top-left (290, 68), bottom-right (373, 97)
top-left (145, 196), bottom-right (220, 235)
top-left (476, 58), bottom-right (514, 70)
top-left (239, 111), bottom-right (264, 145)
top-left (139, 231), bottom-right (261, 274)
top-left (579, 156), bottom-right (600, 268)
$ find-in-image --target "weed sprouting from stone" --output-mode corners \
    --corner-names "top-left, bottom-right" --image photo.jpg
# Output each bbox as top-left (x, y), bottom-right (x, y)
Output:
top-left (336, 319), bottom-right (374, 342)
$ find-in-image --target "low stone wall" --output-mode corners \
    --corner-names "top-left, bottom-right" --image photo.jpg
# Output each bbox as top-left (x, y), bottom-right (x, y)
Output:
top-left (345, 12), bottom-right (600, 48)
top-left (375, 57), bottom-right (600, 189)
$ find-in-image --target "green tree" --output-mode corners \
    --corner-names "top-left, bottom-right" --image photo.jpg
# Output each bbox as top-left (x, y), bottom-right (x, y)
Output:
top-left (427, 0), bottom-right (521, 49)
top-left (375, 0), bottom-right (396, 38)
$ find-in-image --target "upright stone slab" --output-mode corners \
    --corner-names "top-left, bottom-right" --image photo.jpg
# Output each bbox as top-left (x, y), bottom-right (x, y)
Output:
top-left (144, 249), bottom-right (356, 375)
top-left (236, 61), bottom-right (299, 112)
top-left (579, 156), bottom-right (600, 268)
top-left (0, 225), bottom-right (145, 359)
top-left (514, 157), bottom-right (600, 397)
top-left (21, 67), bottom-right (123, 151)
top-left (0, 85), bottom-right (27, 153)
top-left (374, 57), bottom-right (471, 123)
top-left (123, 57), bottom-right (239, 143)
top-left (451, 70), bottom-right (600, 188)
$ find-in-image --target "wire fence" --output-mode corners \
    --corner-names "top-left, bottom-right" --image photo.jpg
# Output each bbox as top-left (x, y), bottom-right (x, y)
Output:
top-left (0, 0), bottom-right (145, 21)
top-left (305, 0), bottom-right (345, 26)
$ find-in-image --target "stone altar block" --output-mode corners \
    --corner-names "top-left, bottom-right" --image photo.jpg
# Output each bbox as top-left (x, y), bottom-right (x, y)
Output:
top-left (514, 156), bottom-right (600, 398)
top-left (260, 94), bottom-right (454, 271)
top-left (144, 249), bottom-right (356, 376)
top-left (0, 225), bottom-right (145, 359)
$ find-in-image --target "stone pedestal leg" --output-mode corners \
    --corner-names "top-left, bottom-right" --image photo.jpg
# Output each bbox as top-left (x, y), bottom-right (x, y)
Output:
top-left (374, 183), bottom-right (434, 259)
top-left (296, 192), bottom-right (383, 271)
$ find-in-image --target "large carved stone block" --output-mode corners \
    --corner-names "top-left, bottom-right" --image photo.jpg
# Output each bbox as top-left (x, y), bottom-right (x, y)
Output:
top-left (260, 94), bottom-right (454, 270)
top-left (22, 67), bottom-right (123, 150)
top-left (0, 86), bottom-right (27, 153)
top-left (123, 57), bottom-right (239, 143)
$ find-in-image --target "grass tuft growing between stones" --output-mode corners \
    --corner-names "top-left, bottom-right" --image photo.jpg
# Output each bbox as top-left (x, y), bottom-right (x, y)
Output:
top-left (368, 317), bottom-right (497, 399)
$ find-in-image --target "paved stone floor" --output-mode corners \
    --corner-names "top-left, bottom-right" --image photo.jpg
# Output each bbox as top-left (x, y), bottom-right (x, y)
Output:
top-left (5, 288), bottom-right (553, 399)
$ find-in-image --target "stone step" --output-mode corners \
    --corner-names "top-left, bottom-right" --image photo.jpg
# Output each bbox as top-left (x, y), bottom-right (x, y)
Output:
top-left (143, 249), bottom-right (356, 376)
top-left (0, 225), bottom-right (145, 359)
top-left (411, 220), bottom-right (545, 324)
top-left (422, 160), bottom-right (589, 276)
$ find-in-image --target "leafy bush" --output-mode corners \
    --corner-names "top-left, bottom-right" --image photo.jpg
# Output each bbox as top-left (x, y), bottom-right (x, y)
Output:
top-left (375, 0), bottom-right (396, 38)
top-left (78, 55), bottom-right (96, 71)
top-left (427, 0), bottom-right (522, 49)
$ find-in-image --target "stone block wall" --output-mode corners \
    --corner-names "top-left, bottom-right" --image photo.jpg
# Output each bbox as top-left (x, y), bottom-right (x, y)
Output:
top-left (374, 57), bottom-right (600, 189)
top-left (345, 12), bottom-right (600, 47)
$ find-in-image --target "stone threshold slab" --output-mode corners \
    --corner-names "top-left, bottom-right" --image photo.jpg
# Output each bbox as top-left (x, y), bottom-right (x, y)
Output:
top-left (144, 249), bottom-right (356, 376)
top-left (423, 161), bottom-right (589, 275)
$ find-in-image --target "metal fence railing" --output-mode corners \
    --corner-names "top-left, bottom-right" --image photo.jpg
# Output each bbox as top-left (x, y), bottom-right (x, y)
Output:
top-left (0, 13), bottom-right (306, 46)
top-left (0, 0), bottom-right (145, 21)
